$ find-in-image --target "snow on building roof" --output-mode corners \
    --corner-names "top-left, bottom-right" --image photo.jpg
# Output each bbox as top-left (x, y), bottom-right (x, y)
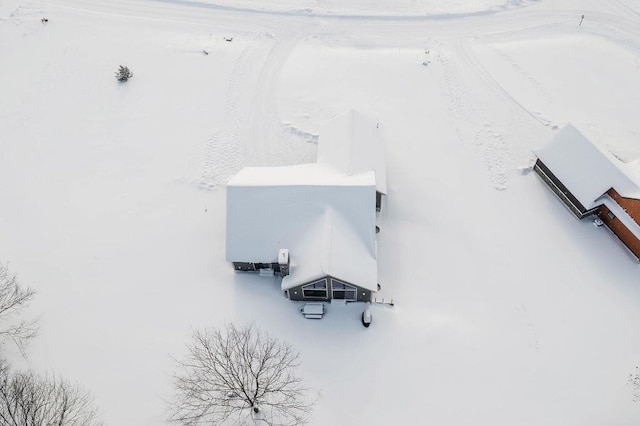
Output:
top-left (227, 162), bottom-right (374, 187)
top-left (317, 109), bottom-right (387, 194)
top-left (226, 165), bottom-right (377, 290)
top-left (534, 124), bottom-right (640, 209)
top-left (280, 205), bottom-right (378, 292)
top-left (226, 110), bottom-right (385, 292)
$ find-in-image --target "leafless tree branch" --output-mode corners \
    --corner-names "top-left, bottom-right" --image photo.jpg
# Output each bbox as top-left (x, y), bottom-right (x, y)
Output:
top-left (0, 264), bottom-right (38, 355)
top-left (630, 366), bottom-right (640, 403)
top-left (168, 323), bottom-right (312, 425)
top-left (0, 361), bottom-right (103, 425)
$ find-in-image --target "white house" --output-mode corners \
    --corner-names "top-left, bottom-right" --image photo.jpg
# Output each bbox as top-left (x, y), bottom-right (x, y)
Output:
top-left (225, 110), bottom-right (387, 301)
top-left (534, 124), bottom-right (640, 259)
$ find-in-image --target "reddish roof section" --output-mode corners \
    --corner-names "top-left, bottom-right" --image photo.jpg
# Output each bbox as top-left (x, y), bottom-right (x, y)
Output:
top-left (608, 188), bottom-right (640, 226)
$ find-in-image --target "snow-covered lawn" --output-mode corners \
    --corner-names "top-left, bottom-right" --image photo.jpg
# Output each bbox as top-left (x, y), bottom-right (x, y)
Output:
top-left (1, 0), bottom-right (640, 424)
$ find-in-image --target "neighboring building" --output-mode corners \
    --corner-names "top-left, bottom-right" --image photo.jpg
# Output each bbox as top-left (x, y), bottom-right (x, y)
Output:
top-left (226, 110), bottom-right (387, 301)
top-left (534, 124), bottom-right (640, 260)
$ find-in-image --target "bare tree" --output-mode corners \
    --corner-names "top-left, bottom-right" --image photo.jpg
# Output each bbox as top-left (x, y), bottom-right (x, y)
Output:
top-left (0, 361), bottom-right (103, 425)
top-left (0, 264), bottom-right (37, 354)
top-left (169, 324), bottom-right (312, 426)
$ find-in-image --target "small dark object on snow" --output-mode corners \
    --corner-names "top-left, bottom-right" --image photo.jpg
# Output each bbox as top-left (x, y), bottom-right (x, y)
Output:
top-left (579, 14), bottom-right (584, 26)
top-left (115, 65), bottom-right (133, 82)
top-left (376, 225), bottom-right (380, 234)
top-left (361, 306), bottom-right (372, 327)
top-left (224, 37), bottom-right (233, 42)
top-left (41, 18), bottom-right (48, 24)
top-left (202, 49), bottom-right (209, 55)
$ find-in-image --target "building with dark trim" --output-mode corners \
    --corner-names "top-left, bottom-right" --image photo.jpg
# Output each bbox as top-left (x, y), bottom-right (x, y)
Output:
top-left (226, 110), bottom-right (387, 301)
top-left (534, 124), bottom-right (640, 260)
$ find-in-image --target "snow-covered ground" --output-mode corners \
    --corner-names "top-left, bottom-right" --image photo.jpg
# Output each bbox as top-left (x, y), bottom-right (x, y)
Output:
top-left (1, 0), bottom-right (640, 424)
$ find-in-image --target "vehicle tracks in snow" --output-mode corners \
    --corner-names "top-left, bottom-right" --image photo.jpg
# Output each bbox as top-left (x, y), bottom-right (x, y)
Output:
top-left (246, 31), bottom-right (317, 167)
top-left (436, 31), bottom-right (562, 191)
top-left (198, 41), bottom-right (259, 190)
top-left (198, 29), bottom-right (315, 190)
top-left (458, 38), bottom-right (551, 128)
top-left (46, 0), bottom-right (640, 193)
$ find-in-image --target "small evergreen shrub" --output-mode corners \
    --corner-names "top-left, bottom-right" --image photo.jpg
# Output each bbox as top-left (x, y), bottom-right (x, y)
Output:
top-left (115, 65), bottom-right (133, 82)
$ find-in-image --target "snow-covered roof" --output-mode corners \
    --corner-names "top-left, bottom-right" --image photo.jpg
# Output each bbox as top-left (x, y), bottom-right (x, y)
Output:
top-left (225, 110), bottom-right (385, 292)
top-left (280, 205), bottom-right (378, 292)
top-left (318, 109), bottom-right (387, 194)
top-left (534, 124), bottom-right (640, 209)
top-left (226, 165), bottom-right (378, 291)
top-left (227, 162), bottom-right (373, 187)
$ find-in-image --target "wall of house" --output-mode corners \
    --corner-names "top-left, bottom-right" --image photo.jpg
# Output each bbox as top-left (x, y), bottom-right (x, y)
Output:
top-left (287, 276), bottom-right (372, 302)
top-left (607, 189), bottom-right (640, 223)
top-left (353, 284), bottom-right (372, 303)
top-left (232, 261), bottom-right (283, 272)
top-left (533, 160), bottom-right (598, 219)
top-left (598, 202), bottom-right (640, 260)
top-left (232, 262), bottom-right (256, 271)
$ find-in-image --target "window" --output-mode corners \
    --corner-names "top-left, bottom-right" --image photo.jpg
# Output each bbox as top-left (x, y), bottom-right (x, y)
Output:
top-left (607, 211), bottom-right (615, 220)
top-left (302, 279), bottom-right (328, 299)
top-left (331, 279), bottom-right (357, 301)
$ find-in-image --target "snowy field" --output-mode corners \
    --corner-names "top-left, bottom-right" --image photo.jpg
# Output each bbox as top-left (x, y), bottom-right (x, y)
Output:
top-left (2, 0), bottom-right (640, 424)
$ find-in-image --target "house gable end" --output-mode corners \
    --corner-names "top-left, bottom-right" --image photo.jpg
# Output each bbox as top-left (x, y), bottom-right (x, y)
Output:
top-left (286, 275), bottom-right (373, 302)
top-left (607, 188), bottom-right (640, 227)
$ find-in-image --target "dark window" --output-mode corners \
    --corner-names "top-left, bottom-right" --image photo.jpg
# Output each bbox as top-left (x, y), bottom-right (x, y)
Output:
top-left (303, 290), bottom-right (327, 298)
top-left (331, 279), bottom-right (357, 301)
top-left (608, 211), bottom-right (615, 220)
top-left (302, 279), bottom-right (328, 299)
top-left (305, 280), bottom-right (327, 289)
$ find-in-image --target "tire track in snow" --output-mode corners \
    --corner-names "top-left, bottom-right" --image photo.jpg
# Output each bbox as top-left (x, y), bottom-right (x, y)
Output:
top-left (611, 0), bottom-right (640, 19)
top-left (198, 31), bottom-right (315, 190)
top-left (63, 0), bottom-right (538, 22)
top-left (486, 45), bottom-right (553, 107)
top-left (457, 38), bottom-right (551, 127)
top-left (49, 0), bottom-right (547, 44)
top-left (198, 42), bottom-right (258, 190)
top-left (246, 33), bottom-right (294, 164)
top-left (245, 31), bottom-right (317, 167)
top-left (458, 40), bottom-right (551, 126)
top-left (439, 36), bottom-right (558, 190)
top-left (458, 37), bottom-right (553, 189)
top-left (593, 3), bottom-right (640, 53)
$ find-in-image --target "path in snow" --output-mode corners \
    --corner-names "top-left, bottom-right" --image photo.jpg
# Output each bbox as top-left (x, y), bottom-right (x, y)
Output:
top-left (199, 40), bottom-right (259, 190)
top-left (198, 29), bottom-right (316, 190)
